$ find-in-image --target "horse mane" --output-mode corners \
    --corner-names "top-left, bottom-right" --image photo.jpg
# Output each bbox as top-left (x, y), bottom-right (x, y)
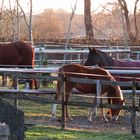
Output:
top-left (96, 49), bottom-right (112, 59)
top-left (96, 49), bottom-right (114, 66)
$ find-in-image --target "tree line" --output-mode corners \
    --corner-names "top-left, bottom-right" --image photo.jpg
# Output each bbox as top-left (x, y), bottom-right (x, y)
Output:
top-left (0, 0), bottom-right (140, 45)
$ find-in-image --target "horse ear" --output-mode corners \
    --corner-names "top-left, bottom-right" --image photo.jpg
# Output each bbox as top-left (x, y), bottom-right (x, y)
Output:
top-left (88, 47), bottom-right (92, 52)
top-left (89, 47), bottom-right (96, 54)
top-left (92, 47), bottom-right (97, 53)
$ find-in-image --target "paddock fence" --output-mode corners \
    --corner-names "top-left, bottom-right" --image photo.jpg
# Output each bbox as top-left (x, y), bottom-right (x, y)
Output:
top-left (0, 68), bottom-right (139, 135)
top-left (34, 43), bottom-right (131, 66)
top-left (34, 43), bottom-right (140, 67)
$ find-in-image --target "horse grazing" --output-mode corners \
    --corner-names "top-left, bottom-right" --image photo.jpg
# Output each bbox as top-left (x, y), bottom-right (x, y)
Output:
top-left (52, 64), bottom-right (124, 122)
top-left (0, 41), bottom-right (38, 89)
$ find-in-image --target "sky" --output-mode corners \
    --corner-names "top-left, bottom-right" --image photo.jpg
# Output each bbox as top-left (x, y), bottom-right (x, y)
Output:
top-left (2, 0), bottom-right (138, 15)
top-left (32, 0), bottom-right (136, 14)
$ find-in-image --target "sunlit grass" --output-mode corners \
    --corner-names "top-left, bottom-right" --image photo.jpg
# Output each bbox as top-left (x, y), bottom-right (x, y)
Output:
top-left (25, 126), bottom-right (140, 140)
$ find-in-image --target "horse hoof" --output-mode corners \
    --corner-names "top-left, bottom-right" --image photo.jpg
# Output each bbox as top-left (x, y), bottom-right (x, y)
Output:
top-left (50, 117), bottom-right (56, 121)
top-left (104, 119), bottom-right (109, 123)
top-left (87, 117), bottom-right (92, 122)
top-left (66, 117), bottom-right (73, 122)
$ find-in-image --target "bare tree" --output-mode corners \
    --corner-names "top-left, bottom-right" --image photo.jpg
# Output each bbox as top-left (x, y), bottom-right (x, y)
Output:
top-left (9, 0), bottom-right (20, 41)
top-left (0, 0), bottom-right (4, 21)
top-left (65, 0), bottom-right (77, 49)
top-left (84, 0), bottom-right (94, 41)
top-left (64, 0), bottom-right (77, 61)
top-left (18, 0), bottom-right (33, 44)
top-left (133, 0), bottom-right (139, 43)
top-left (118, 0), bottom-right (134, 42)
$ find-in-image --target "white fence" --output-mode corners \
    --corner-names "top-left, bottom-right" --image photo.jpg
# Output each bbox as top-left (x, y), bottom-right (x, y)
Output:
top-left (34, 48), bottom-right (131, 67)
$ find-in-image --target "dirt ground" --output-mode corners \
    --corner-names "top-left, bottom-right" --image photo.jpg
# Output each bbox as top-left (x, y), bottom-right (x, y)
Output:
top-left (26, 113), bottom-right (140, 134)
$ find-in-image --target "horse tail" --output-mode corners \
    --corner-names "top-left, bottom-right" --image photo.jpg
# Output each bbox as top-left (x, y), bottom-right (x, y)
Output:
top-left (32, 47), bottom-right (35, 68)
top-left (56, 67), bottom-right (65, 100)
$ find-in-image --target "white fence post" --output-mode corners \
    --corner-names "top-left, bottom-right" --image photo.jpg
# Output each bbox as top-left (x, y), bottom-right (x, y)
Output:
top-left (96, 80), bottom-right (101, 107)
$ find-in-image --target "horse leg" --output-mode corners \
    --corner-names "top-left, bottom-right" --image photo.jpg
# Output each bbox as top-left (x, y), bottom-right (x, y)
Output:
top-left (88, 107), bottom-right (97, 122)
top-left (28, 79), bottom-right (38, 90)
top-left (2, 75), bottom-right (7, 87)
top-left (100, 108), bottom-right (108, 122)
top-left (88, 97), bottom-right (108, 122)
top-left (99, 98), bottom-right (109, 122)
top-left (34, 79), bottom-right (38, 90)
top-left (51, 79), bottom-right (62, 119)
top-left (106, 93), bottom-right (112, 119)
top-left (65, 93), bottom-right (72, 120)
top-left (88, 97), bottom-right (97, 122)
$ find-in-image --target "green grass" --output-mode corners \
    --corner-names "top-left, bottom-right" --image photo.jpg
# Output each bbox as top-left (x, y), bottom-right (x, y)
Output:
top-left (26, 126), bottom-right (140, 140)
top-left (4, 98), bottom-right (140, 140)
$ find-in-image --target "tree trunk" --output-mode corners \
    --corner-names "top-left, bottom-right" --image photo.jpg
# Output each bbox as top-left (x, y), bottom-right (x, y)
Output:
top-left (133, 0), bottom-right (139, 44)
top-left (29, 0), bottom-right (33, 44)
top-left (118, 0), bottom-right (134, 43)
top-left (84, 0), bottom-right (94, 41)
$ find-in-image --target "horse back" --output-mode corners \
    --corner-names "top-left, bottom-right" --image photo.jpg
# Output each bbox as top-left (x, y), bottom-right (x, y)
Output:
top-left (0, 41), bottom-right (34, 67)
top-left (57, 64), bottom-right (115, 93)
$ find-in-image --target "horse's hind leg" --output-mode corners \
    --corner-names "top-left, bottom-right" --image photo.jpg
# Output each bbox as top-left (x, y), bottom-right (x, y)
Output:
top-left (28, 79), bottom-right (38, 90)
top-left (87, 96), bottom-right (97, 122)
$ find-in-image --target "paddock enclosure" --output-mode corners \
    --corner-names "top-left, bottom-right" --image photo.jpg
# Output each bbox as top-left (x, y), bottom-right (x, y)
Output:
top-left (0, 66), bottom-right (140, 135)
top-left (0, 43), bottom-right (140, 138)
top-left (34, 43), bottom-right (140, 67)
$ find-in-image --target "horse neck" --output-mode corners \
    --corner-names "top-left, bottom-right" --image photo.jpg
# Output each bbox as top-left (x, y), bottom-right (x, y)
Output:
top-left (99, 52), bottom-right (114, 67)
top-left (110, 85), bottom-right (123, 104)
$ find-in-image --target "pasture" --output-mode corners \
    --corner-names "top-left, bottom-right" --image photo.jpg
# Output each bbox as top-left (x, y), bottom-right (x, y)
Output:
top-left (0, 44), bottom-right (140, 139)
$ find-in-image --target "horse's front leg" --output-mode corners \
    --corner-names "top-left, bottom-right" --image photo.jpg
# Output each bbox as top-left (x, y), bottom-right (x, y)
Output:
top-left (100, 108), bottom-right (108, 122)
top-left (88, 107), bottom-right (97, 122)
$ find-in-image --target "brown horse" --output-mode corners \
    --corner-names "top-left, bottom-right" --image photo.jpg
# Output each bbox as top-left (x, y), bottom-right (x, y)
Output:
top-left (52, 64), bottom-right (124, 121)
top-left (0, 41), bottom-right (38, 89)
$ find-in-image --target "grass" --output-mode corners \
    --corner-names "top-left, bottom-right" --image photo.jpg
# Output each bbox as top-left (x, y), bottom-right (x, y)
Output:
top-left (5, 98), bottom-right (138, 140)
top-left (3, 91), bottom-right (140, 140)
top-left (17, 100), bottom-right (139, 140)
top-left (25, 126), bottom-right (140, 140)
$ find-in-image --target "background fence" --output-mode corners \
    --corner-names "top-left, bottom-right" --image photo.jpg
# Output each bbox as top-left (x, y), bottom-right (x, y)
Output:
top-left (34, 43), bottom-right (140, 67)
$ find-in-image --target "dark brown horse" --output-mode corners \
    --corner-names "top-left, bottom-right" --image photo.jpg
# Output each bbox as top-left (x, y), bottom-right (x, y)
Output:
top-left (52, 64), bottom-right (124, 121)
top-left (85, 47), bottom-right (140, 68)
top-left (85, 47), bottom-right (140, 82)
top-left (0, 41), bottom-right (38, 89)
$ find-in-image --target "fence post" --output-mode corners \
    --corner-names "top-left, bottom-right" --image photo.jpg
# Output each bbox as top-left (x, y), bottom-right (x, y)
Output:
top-left (13, 76), bottom-right (18, 108)
top-left (96, 80), bottom-right (101, 116)
top-left (131, 79), bottom-right (137, 135)
top-left (61, 74), bottom-right (66, 130)
top-left (0, 123), bottom-right (9, 140)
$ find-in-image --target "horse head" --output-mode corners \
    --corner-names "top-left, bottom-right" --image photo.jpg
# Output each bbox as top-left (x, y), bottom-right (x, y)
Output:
top-left (85, 47), bottom-right (114, 67)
